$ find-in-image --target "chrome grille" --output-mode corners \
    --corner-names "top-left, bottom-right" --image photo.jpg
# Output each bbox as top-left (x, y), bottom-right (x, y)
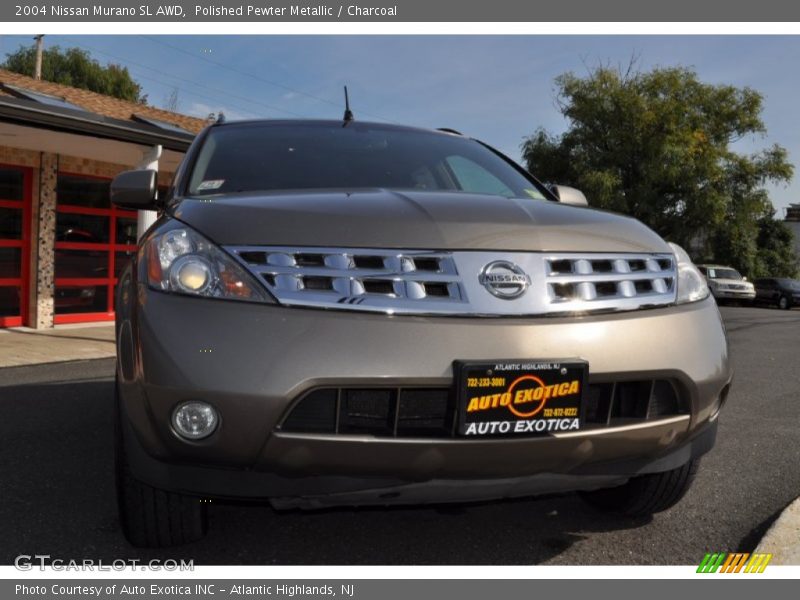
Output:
top-left (227, 247), bottom-right (465, 311)
top-left (545, 254), bottom-right (675, 313)
top-left (225, 246), bottom-right (678, 316)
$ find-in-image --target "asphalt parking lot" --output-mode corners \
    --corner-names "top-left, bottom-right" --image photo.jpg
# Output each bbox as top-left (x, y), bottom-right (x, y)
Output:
top-left (1, 305), bottom-right (798, 565)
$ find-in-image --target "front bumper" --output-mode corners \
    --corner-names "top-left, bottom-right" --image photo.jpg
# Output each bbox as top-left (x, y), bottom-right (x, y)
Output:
top-left (712, 288), bottom-right (755, 301)
top-left (117, 288), bottom-right (731, 504)
top-left (121, 411), bottom-right (717, 508)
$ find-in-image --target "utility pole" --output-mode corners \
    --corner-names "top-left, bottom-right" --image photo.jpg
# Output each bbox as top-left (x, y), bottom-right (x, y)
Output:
top-left (33, 35), bottom-right (44, 80)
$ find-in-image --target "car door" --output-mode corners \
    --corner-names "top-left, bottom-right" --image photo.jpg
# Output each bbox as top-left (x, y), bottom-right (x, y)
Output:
top-left (758, 279), bottom-right (777, 303)
top-left (754, 279), bottom-right (767, 302)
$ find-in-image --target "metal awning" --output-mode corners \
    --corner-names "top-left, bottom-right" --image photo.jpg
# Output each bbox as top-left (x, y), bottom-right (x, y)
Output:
top-left (0, 95), bottom-right (196, 152)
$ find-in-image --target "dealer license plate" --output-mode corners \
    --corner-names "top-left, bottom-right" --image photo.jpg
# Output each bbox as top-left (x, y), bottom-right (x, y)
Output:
top-left (455, 360), bottom-right (587, 437)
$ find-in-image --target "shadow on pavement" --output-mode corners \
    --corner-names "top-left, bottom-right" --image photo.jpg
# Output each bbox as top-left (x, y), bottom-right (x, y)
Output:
top-left (0, 376), bottom-right (652, 566)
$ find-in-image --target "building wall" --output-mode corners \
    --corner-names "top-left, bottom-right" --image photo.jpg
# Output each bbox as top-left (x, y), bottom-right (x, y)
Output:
top-left (0, 144), bottom-right (175, 329)
top-left (59, 155), bottom-right (175, 187)
top-left (34, 153), bottom-right (57, 329)
top-left (0, 146), bottom-right (40, 169)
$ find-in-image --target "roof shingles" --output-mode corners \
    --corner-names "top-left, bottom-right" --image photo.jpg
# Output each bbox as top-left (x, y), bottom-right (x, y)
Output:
top-left (0, 68), bottom-right (207, 134)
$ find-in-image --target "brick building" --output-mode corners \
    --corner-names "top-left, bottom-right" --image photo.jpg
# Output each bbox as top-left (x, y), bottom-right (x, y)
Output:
top-left (0, 68), bottom-right (206, 328)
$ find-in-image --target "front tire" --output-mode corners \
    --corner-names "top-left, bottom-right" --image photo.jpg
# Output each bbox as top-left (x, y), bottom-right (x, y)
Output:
top-left (114, 379), bottom-right (208, 547)
top-left (579, 460), bottom-right (700, 517)
top-left (778, 295), bottom-right (790, 310)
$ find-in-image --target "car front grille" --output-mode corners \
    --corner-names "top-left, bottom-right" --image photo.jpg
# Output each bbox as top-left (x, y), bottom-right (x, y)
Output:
top-left (279, 379), bottom-right (688, 438)
top-left (228, 248), bottom-right (463, 306)
top-left (545, 255), bottom-right (675, 312)
top-left (225, 246), bottom-right (678, 317)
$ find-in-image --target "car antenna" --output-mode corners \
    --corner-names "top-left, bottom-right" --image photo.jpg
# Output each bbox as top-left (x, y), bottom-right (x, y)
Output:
top-left (342, 86), bottom-right (354, 125)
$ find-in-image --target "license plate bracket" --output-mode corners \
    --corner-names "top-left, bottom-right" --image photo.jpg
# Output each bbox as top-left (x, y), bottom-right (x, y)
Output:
top-left (455, 360), bottom-right (587, 437)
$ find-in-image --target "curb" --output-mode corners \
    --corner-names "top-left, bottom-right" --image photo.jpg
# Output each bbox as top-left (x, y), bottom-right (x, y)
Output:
top-left (0, 357), bottom-right (115, 387)
top-left (0, 350), bottom-right (116, 369)
top-left (755, 496), bottom-right (800, 565)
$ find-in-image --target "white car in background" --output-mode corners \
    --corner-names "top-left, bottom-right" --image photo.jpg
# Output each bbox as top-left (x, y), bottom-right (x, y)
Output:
top-left (697, 264), bottom-right (755, 304)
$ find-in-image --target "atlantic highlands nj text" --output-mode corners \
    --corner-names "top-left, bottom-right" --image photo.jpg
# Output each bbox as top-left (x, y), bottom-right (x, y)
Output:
top-left (14, 3), bottom-right (399, 18)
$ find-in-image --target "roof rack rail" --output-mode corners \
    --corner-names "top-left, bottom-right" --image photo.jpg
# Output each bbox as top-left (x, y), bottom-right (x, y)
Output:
top-left (437, 127), bottom-right (463, 135)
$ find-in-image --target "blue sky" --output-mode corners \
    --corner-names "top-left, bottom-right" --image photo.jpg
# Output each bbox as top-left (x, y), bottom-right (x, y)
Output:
top-left (2, 35), bottom-right (799, 215)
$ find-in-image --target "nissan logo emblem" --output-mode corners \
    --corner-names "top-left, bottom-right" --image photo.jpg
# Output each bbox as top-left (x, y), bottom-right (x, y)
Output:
top-left (479, 261), bottom-right (531, 299)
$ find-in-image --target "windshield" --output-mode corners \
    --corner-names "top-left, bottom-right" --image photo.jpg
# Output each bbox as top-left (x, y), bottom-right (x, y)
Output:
top-left (187, 122), bottom-right (547, 199)
top-left (707, 268), bottom-right (743, 280)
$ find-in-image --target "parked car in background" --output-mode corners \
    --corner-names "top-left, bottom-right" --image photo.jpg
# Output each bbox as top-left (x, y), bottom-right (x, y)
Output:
top-left (754, 278), bottom-right (800, 310)
top-left (697, 264), bottom-right (755, 305)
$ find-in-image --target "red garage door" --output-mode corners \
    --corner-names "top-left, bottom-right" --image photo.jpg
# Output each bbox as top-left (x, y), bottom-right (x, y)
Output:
top-left (54, 172), bottom-right (138, 324)
top-left (0, 164), bottom-right (31, 328)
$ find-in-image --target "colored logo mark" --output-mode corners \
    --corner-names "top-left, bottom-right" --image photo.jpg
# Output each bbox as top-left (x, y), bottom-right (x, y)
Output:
top-left (697, 552), bottom-right (772, 573)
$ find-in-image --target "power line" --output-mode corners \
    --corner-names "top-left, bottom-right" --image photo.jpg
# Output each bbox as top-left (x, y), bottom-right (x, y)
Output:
top-left (119, 68), bottom-right (263, 120)
top-left (139, 35), bottom-right (398, 123)
top-left (77, 42), bottom-right (306, 118)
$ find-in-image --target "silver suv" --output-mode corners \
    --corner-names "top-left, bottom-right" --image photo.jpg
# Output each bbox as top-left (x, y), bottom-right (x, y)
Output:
top-left (697, 264), bottom-right (756, 304)
top-left (112, 120), bottom-right (731, 547)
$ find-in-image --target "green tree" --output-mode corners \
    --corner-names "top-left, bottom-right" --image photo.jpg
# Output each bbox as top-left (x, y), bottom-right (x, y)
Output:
top-left (522, 64), bottom-right (794, 276)
top-left (752, 212), bottom-right (798, 278)
top-left (2, 45), bottom-right (146, 103)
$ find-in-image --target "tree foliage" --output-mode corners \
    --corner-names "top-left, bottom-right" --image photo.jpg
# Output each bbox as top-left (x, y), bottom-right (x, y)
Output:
top-left (753, 213), bottom-right (798, 277)
top-left (2, 45), bottom-right (146, 104)
top-left (522, 63), bottom-right (795, 277)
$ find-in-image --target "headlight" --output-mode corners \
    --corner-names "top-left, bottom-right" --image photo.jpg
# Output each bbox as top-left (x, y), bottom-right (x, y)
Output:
top-left (145, 222), bottom-right (272, 302)
top-left (669, 243), bottom-right (710, 305)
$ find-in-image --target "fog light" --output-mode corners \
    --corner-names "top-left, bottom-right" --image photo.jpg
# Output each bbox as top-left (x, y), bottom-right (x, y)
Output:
top-left (172, 401), bottom-right (218, 440)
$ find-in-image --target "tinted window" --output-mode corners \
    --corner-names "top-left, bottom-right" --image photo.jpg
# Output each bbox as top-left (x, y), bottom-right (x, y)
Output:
top-left (188, 122), bottom-right (544, 199)
top-left (0, 207), bottom-right (22, 239)
top-left (0, 287), bottom-right (20, 317)
top-left (0, 168), bottom-right (24, 201)
top-left (56, 212), bottom-right (108, 243)
top-left (116, 217), bottom-right (137, 246)
top-left (55, 249), bottom-right (108, 279)
top-left (446, 155), bottom-right (515, 198)
top-left (0, 248), bottom-right (21, 279)
top-left (777, 278), bottom-right (800, 290)
top-left (57, 175), bottom-right (111, 208)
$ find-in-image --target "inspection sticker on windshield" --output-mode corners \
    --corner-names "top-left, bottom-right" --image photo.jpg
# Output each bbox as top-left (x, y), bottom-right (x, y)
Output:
top-left (455, 360), bottom-right (587, 436)
top-left (197, 179), bottom-right (225, 191)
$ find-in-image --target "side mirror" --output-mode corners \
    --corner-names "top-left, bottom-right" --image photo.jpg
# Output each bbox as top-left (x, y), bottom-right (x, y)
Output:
top-left (111, 169), bottom-right (159, 210)
top-left (549, 184), bottom-right (588, 207)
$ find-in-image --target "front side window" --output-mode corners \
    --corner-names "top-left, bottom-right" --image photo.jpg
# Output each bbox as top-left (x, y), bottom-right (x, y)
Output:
top-left (778, 279), bottom-right (800, 290)
top-left (187, 122), bottom-right (546, 200)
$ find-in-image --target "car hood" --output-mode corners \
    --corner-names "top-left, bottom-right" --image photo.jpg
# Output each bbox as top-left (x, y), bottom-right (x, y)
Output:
top-left (170, 189), bottom-right (672, 253)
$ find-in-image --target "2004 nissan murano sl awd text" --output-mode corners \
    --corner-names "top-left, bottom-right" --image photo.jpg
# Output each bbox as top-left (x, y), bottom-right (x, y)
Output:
top-left (111, 118), bottom-right (731, 547)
